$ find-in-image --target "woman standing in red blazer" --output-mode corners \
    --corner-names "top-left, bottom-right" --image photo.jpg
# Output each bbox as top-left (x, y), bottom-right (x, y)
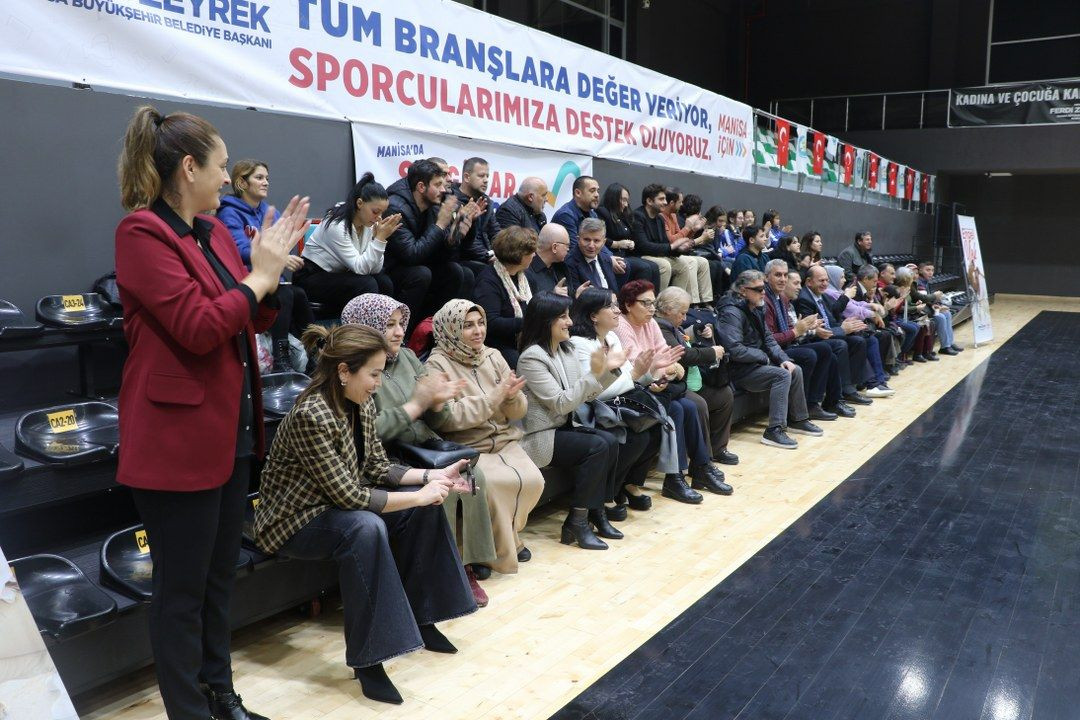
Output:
top-left (115, 105), bottom-right (308, 720)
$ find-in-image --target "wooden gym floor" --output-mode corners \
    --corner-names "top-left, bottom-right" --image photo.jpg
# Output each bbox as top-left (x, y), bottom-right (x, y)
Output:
top-left (77, 295), bottom-right (1079, 720)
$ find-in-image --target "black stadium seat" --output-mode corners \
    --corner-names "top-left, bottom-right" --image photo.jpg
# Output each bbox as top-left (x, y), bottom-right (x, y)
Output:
top-left (0, 299), bottom-right (45, 339)
top-left (36, 292), bottom-right (121, 331)
top-left (101, 525), bottom-right (255, 601)
top-left (8, 554), bottom-right (117, 640)
top-left (0, 442), bottom-right (24, 478)
top-left (15, 402), bottom-right (119, 465)
top-left (261, 371), bottom-right (309, 418)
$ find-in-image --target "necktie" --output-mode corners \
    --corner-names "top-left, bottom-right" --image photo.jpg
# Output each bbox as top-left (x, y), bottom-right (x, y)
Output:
top-left (816, 297), bottom-right (830, 322)
top-left (591, 260), bottom-right (607, 288)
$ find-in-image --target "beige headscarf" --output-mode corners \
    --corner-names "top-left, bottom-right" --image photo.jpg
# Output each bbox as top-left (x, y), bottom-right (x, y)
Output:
top-left (432, 300), bottom-right (488, 367)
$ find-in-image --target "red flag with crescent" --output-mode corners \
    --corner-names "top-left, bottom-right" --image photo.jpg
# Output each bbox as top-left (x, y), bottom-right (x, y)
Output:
top-left (812, 132), bottom-right (826, 175)
top-left (904, 167), bottom-right (916, 200)
top-left (775, 119), bottom-right (791, 168)
top-left (868, 152), bottom-right (880, 189)
top-left (887, 162), bottom-right (898, 197)
top-left (920, 174), bottom-right (930, 203)
top-left (842, 144), bottom-right (855, 185)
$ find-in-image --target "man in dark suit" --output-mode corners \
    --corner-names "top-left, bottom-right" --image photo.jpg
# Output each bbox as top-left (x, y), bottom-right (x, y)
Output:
top-left (525, 222), bottom-right (571, 295)
top-left (566, 217), bottom-right (618, 293)
top-left (793, 265), bottom-right (874, 405)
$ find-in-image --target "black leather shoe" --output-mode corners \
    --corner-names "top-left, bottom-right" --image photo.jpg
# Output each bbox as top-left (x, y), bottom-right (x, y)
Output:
top-left (951, 344), bottom-right (964, 352)
top-left (561, 508), bottom-right (608, 550)
top-left (207, 690), bottom-right (270, 720)
top-left (470, 564), bottom-right (491, 581)
top-left (714, 449), bottom-right (739, 465)
top-left (588, 508), bottom-right (624, 539)
top-left (844, 392), bottom-right (873, 406)
top-left (517, 546), bottom-right (531, 563)
top-left (938, 347), bottom-right (958, 356)
top-left (825, 402), bottom-right (856, 418)
top-left (926, 352), bottom-right (940, 361)
top-left (605, 504), bottom-right (628, 522)
top-left (808, 403), bottom-right (838, 421)
top-left (690, 465), bottom-right (733, 495)
top-left (913, 354), bottom-right (927, 363)
top-left (661, 474), bottom-right (703, 504)
top-left (621, 491), bottom-right (652, 511)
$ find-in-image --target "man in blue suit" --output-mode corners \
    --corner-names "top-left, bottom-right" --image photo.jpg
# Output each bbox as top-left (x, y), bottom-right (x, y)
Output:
top-left (566, 217), bottom-right (619, 294)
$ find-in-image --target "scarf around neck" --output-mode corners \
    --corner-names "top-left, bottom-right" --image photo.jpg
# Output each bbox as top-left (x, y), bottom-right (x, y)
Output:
top-left (493, 259), bottom-right (532, 318)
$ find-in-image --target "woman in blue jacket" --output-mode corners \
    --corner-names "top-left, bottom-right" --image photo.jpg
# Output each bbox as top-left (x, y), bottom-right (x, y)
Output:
top-left (219, 160), bottom-right (313, 371)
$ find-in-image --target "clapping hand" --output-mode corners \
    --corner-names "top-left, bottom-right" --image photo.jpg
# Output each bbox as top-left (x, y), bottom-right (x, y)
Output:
top-left (492, 372), bottom-right (527, 404)
top-left (248, 195), bottom-right (310, 295)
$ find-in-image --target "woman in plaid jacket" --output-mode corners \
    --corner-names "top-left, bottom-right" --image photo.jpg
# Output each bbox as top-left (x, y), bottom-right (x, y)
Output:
top-left (254, 324), bottom-right (477, 706)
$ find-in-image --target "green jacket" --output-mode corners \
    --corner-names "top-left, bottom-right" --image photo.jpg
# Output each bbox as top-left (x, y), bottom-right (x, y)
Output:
top-left (372, 348), bottom-right (451, 443)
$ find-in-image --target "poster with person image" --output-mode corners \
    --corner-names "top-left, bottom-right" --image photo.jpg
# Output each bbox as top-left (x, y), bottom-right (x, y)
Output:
top-left (956, 214), bottom-right (993, 345)
top-left (0, 547), bottom-right (79, 720)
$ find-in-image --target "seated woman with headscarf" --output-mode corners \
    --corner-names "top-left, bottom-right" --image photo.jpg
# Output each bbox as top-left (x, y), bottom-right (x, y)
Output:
top-left (424, 299), bottom-right (545, 574)
top-left (342, 294), bottom-right (498, 606)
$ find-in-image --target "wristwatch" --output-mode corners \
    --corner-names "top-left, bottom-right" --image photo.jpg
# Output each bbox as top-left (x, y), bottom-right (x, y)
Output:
top-left (422, 469), bottom-right (431, 485)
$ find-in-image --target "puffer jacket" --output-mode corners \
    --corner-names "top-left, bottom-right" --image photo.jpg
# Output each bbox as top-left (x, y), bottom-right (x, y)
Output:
top-left (452, 182), bottom-right (500, 263)
top-left (716, 294), bottom-right (789, 380)
top-left (385, 180), bottom-right (454, 270)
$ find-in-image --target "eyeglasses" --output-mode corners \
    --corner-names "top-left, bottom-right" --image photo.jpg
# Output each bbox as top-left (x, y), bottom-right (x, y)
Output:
top-left (636, 299), bottom-right (657, 307)
top-left (551, 241), bottom-right (568, 248)
top-left (744, 286), bottom-right (766, 293)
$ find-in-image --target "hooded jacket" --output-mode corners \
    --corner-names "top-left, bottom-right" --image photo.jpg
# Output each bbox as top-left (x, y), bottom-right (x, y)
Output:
top-left (216, 195), bottom-right (278, 266)
top-left (716, 294), bottom-right (789, 380)
top-left (385, 180), bottom-right (454, 270)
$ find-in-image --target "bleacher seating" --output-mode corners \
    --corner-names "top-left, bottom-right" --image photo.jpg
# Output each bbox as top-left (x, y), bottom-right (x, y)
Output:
top-left (0, 442), bottom-right (23, 478)
top-left (261, 371), bottom-right (310, 418)
top-left (15, 401), bottom-right (119, 465)
top-left (0, 299), bottom-right (44, 339)
top-left (8, 554), bottom-right (118, 640)
top-left (36, 293), bottom-right (121, 331)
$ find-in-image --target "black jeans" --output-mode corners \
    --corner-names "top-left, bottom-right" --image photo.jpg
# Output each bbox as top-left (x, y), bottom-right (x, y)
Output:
top-left (269, 284), bottom-right (315, 347)
top-left (384, 265), bottom-right (433, 334)
top-left (130, 457), bottom-right (250, 720)
top-left (693, 383), bottom-right (735, 456)
top-left (838, 333), bottom-right (871, 388)
top-left (277, 497), bottom-right (477, 669)
top-left (294, 258), bottom-right (393, 316)
top-left (548, 427), bottom-right (620, 508)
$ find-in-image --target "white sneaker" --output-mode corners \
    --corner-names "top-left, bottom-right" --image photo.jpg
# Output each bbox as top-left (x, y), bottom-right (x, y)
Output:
top-left (864, 386), bottom-right (895, 398)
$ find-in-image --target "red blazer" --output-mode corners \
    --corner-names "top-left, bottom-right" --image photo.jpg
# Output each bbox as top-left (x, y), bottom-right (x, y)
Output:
top-left (115, 209), bottom-right (277, 491)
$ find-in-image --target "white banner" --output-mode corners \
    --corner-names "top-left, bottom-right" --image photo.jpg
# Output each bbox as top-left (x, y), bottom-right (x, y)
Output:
top-left (350, 122), bottom-right (592, 212)
top-left (956, 215), bottom-right (993, 345)
top-left (0, 1), bottom-right (753, 181)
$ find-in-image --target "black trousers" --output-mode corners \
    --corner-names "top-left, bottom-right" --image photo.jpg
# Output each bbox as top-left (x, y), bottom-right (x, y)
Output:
top-left (838, 333), bottom-right (870, 389)
top-left (384, 265), bottom-right (433, 333)
top-left (619, 255), bottom-right (661, 289)
top-left (616, 424), bottom-right (662, 494)
top-left (294, 258), bottom-right (394, 316)
top-left (785, 342), bottom-right (836, 406)
top-left (130, 457), bottom-right (250, 720)
top-left (278, 499), bottom-right (476, 669)
top-left (392, 261), bottom-right (473, 326)
top-left (269, 284), bottom-right (315, 344)
top-left (548, 427), bottom-right (620, 508)
top-left (693, 383), bottom-right (734, 457)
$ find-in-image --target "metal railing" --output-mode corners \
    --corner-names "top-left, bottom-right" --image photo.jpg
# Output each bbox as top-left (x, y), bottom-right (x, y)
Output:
top-left (769, 89), bottom-right (952, 133)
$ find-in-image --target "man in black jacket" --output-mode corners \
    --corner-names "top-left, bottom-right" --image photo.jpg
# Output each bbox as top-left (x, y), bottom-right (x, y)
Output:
top-left (386, 159), bottom-right (477, 321)
top-left (717, 270), bottom-right (822, 449)
top-left (494, 176), bottom-right (548, 233)
top-left (632, 183), bottom-right (709, 297)
top-left (451, 156), bottom-right (501, 277)
top-left (836, 231), bottom-right (874, 280)
top-left (525, 223), bottom-right (571, 295)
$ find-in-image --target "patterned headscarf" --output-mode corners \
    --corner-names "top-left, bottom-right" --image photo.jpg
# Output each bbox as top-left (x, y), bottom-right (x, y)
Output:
top-left (432, 299), bottom-right (487, 367)
top-left (341, 293), bottom-right (410, 361)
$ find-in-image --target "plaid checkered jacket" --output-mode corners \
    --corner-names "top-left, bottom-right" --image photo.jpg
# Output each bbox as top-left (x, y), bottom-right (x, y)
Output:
top-left (254, 391), bottom-right (407, 553)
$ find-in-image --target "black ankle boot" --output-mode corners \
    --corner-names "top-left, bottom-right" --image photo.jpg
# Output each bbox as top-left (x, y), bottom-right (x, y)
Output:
top-left (419, 624), bottom-right (457, 653)
top-left (622, 490), bottom-right (652, 511)
top-left (354, 664), bottom-right (403, 705)
top-left (271, 338), bottom-right (292, 373)
top-left (604, 503), bottom-right (628, 522)
top-left (661, 474), bottom-right (703, 504)
top-left (206, 688), bottom-right (270, 720)
top-left (588, 508), bottom-right (624, 539)
top-left (560, 508), bottom-right (608, 550)
top-left (690, 464), bottom-right (733, 495)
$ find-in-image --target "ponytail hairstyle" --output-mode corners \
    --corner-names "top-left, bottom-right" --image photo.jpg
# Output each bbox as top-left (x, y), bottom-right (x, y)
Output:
top-left (325, 171), bottom-right (388, 229)
top-left (298, 323), bottom-right (391, 417)
top-left (230, 159), bottom-right (269, 198)
top-left (117, 105), bottom-right (221, 211)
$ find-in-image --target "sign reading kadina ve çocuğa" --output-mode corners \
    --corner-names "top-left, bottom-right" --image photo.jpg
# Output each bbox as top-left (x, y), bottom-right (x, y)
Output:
top-left (949, 78), bottom-right (1080, 127)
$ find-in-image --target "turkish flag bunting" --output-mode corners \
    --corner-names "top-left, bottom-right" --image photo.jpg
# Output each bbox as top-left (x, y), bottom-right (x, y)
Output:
top-left (868, 153), bottom-right (880, 189)
top-left (920, 174), bottom-right (930, 203)
top-left (841, 144), bottom-right (855, 185)
top-left (904, 167), bottom-right (916, 200)
top-left (812, 132), bottom-right (826, 175)
top-left (887, 162), bottom-right (898, 197)
top-left (775, 119), bottom-right (791, 168)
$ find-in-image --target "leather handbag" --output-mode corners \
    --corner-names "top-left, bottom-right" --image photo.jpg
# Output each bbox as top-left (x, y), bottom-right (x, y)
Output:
top-left (389, 438), bottom-right (479, 470)
top-left (600, 387), bottom-right (664, 433)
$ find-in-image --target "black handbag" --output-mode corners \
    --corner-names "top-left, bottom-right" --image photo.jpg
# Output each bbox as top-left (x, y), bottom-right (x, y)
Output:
top-left (389, 438), bottom-right (479, 470)
top-left (600, 387), bottom-right (664, 433)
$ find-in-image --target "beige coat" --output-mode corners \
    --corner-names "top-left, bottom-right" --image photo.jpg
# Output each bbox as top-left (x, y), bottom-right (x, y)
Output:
top-left (426, 346), bottom-right (543, 574)
top-left (425, 346), bottom-right (526, 451)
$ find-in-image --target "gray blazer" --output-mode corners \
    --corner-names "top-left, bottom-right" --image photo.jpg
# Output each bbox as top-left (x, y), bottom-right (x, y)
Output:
top-left (517, 343), bottom-right (615, 468)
